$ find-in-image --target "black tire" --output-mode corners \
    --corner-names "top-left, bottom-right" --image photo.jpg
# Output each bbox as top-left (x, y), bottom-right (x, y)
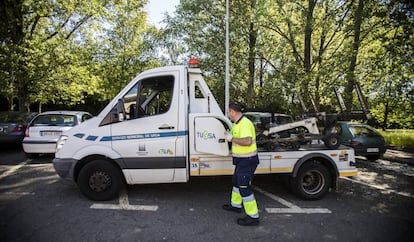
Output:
top-left (25, 153), bottom-right (39, 159)
top-left (290, 141), bottom-right (301, 150)
top-left (265, 141), bottom-right (278, 151)
top-left (366, 155), bottom-right (380, 161)
top-left (290, 162), bottom-right (332, 200)
top-left (323, 133), bottom-right (340, 149)
top-left (77, 160), bottom-right (124, 201)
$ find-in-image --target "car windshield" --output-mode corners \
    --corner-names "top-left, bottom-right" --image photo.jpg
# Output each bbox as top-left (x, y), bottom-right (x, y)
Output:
top-left (31, 114), bottom-right (77, 127)
top-left (245, 113), bottom-right (270, 123)
top-left (245, 112), bottom-right (293, 126)
top-left (349, 125), bottom-right (381, 138)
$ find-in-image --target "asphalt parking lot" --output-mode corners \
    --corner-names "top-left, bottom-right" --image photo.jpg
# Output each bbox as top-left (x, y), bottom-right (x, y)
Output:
top-left (0, 146), bottom-right (413, 242)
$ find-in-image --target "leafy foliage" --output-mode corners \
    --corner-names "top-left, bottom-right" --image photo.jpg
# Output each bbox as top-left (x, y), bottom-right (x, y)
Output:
top-left (0, 0), bottom-right (412, 128)
top-left (162, 0), bottom-right (413, 128)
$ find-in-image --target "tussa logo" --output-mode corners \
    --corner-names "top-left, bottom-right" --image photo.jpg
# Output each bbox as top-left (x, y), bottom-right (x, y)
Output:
top-left (197, 130), bottom-right (216, 140)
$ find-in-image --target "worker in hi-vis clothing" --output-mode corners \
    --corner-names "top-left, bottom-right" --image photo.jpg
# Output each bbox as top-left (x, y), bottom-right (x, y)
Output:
top-left (223, 102), bottom-right (260, 226)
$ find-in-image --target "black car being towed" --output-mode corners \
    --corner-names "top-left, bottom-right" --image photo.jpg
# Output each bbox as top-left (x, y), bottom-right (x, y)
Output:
top-left (337, 121), bottom-right (387, 160)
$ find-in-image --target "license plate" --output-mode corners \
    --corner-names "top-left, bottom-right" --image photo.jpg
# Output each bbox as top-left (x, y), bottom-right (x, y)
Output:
top-left (367, 148), bottom-right (379, 153)
top-left (41, 131), bottom-right (62, 136)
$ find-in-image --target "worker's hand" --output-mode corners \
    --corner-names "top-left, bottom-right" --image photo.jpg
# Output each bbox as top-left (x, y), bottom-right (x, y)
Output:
top-left (224, 131), bottom-right (233, 142)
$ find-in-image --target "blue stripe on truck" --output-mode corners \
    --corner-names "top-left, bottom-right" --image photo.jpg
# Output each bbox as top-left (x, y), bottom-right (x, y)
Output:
top-left (73, 131), bottom-right (188, 142)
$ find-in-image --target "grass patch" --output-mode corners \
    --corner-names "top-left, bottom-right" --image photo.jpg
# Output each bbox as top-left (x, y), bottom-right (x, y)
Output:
top-left (379, 129), bottom-right (414, 149)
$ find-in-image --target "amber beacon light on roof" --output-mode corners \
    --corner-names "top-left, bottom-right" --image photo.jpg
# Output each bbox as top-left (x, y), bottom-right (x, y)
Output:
top-left (188, 57), bottom-right (199, 68)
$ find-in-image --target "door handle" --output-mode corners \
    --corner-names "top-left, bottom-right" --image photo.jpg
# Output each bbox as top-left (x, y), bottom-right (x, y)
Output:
top-left (158, 125), bottom-right (175, 130)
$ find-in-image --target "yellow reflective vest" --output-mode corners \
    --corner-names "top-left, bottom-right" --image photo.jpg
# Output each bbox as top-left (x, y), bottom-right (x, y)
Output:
top-left (230, 116), bottom-right (257, 157)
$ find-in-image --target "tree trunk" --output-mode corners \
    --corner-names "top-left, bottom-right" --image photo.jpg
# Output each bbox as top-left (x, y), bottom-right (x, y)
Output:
top-left (246, 2), bottom-right (257, 108)
top-left (7, 96), bottom-right (14, 111)
top-left (344, 0), bottom-right (364, 112)
top-left (2, 0), bottom-right (30, 111)
top-left (382, 82), bottom-right (392, 130)
top-left (383, 99), bottom-right (389, 131)
top-left (304, 0), bottom-right (316, 75)
top-left (303, 0), bottom-right (316, 111)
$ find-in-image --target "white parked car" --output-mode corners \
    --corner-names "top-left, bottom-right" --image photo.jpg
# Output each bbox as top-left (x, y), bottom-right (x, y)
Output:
top-left (23, 111), bottom-right (92, 158)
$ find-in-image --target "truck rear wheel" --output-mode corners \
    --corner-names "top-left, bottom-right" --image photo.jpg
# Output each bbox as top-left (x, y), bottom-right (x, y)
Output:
top-left (290, 162), bottom-right (331, 200)
top-left (77, 160), bottom-right (124, 201)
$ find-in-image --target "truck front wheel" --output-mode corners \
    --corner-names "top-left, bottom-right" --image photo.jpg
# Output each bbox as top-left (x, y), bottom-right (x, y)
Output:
top-left (290, 162), bottom-right (331, 200)
top-left (77, 160), bottom-right (124, 201)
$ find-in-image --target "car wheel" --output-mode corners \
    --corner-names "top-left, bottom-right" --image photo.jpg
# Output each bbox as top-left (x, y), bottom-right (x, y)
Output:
top-left (366, 155), bottom-right (380, 161)
top-left (323, 133), bottom-right (340, 149)
top-left (77, 160), bottom-right (124, 201)
top-left (290, 162), bottom-right (331, 200)
top-left (290, 141), bottom-right (301, 150)
top-left (25, 153), bottom-right (39, 159)
top-left (265, 141), bottom-right (278, 151)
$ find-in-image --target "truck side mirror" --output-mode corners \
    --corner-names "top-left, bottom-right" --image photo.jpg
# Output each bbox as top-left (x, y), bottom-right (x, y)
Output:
top-left (116, 99), bottom-right (126, 122)
top-left (129, 103), bottom-right (137, 119)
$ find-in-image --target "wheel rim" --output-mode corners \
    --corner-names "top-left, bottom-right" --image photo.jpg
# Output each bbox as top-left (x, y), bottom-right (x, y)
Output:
top-left (330, 137), bottom-right (338, 146)
top-left (89, 171), bottom-right (112, 192)
top-left (302, 170), bottom-right (325, 195)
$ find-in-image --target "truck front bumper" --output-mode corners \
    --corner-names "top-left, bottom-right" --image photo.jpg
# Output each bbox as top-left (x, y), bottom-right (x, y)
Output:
top-left (53, 158), bottom-right (77, 181)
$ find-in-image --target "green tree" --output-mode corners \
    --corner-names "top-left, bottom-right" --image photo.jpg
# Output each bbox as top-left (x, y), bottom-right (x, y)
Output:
top-left (1, 0), bottom-right (110, 111)
top-left (163, 0), bottom-right (294, 112)
top-left (1, 0), bottom-right (160, 112)
top-left (97, 1), bottom-right (160, 100)
top-left (363, 0), bottom-right (414, 129)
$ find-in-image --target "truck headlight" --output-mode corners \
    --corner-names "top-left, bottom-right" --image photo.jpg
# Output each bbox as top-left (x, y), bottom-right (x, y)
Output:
top-left (56, 135), bottom-right (68, 153)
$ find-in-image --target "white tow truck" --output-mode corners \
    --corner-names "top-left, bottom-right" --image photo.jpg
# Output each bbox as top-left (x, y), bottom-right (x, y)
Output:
top-left (53, 58), bottom-right (358, 201)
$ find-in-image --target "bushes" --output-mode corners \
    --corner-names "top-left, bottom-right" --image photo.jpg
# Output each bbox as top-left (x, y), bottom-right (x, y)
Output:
top-left (379, 130), bottom-right (414, 150)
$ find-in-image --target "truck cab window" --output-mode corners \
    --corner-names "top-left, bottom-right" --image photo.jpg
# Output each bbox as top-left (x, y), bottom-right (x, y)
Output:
top-left (194, 81), bottom-right (206, 99)
top-left (136, 76), bottom-right (174, 118)
top-left (122, 83), bottom-right (139, 120)
top-left (100, 75), bottom-right (175, 125)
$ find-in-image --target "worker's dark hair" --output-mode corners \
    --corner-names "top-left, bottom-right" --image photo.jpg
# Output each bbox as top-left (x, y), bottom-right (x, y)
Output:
top-left (229, 102), bottom-right (244, 112)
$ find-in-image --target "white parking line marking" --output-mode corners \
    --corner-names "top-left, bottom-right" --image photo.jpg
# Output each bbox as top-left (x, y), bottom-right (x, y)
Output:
top-left (90, 189), bottom-right (158, 211)
top-left (0, 160), bottom-right (31, 181)
top-left (341, 177), bottom-right (414, 199)
top-left (3, 191), bottom-right (35, 196)
top-left (253, 185), bottom-right (300, 209)
top-left (90, 203), bottom-right (158, 211)
top-left (253, 185), bottom-right (332, 214)
top-left (265, 208), bottom-right (332, 214)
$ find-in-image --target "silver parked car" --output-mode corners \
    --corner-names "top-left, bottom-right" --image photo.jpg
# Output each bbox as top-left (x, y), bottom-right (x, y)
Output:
top-left (23, 111), bottom-right (92, 157)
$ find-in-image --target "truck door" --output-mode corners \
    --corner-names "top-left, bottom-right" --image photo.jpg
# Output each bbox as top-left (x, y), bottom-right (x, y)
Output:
top-left (109, 72), bottom-right (187, 183)
top-left (191, 115), bottom-right (230, 156)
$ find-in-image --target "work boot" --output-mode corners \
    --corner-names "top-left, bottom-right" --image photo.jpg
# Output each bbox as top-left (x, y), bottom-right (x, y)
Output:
top-left (237, 216), bottom-right (259, 226)
top-left (222, 204), bottom-right (242, 213)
